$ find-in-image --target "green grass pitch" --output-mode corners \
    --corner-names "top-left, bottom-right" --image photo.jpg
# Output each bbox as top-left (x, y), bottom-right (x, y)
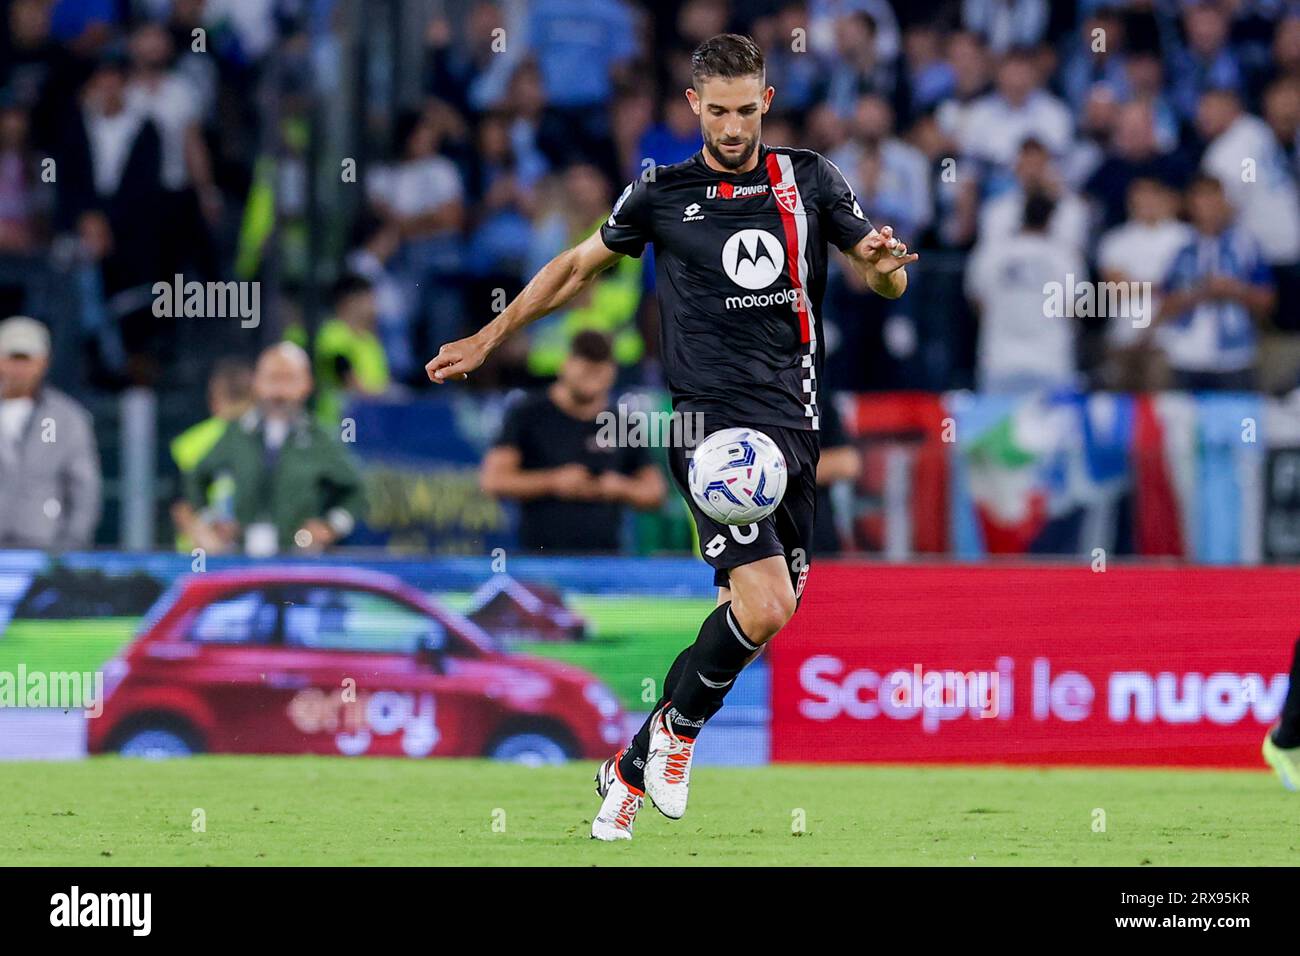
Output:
top-left (1, 757), bottom-right (1295, 866)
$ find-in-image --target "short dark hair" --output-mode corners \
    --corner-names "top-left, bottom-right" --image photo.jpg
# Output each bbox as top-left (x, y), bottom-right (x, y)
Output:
top-left (332, 273), bottom-right (374, 305)
top-left (209, 357), bottom-right (253, 401)
top-left (691, 34), bottom-right (765, 87)
top-left (1188, 172), bottom-right (1226, 195)
top-left (570, 329), bottom-right (614, 364)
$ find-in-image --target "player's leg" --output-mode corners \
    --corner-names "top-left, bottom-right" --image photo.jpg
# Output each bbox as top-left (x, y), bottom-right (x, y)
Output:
top-left (641, 428), bottom-right (816, 817)
top-left (614, 586), bottom-right (729, 791)
top-left (667, 554), bottom-right (793, 727)
top-left (641, 555), bottom-right (792, 818)
top-left (1263, 635), bottom-right (1300, 791)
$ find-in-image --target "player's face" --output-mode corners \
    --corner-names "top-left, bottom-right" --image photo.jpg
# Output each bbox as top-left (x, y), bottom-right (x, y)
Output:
top-left (560, 356), bottom-right (615, 406)
top-left (687, 75), bottom-right (773, 172)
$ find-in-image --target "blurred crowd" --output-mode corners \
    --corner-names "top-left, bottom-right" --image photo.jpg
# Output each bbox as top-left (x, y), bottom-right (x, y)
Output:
top-left (3, 0), bottom-right (1300, 552)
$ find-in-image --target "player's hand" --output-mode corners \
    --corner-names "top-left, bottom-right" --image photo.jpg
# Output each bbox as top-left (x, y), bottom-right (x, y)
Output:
top-left (426, 334), bottom-right (488, 383)
top-left (595, 471), bottom-right (631, 503)
top-left (550, 464), bottom-right (600, 500)
top-left (861, 225), bottom-right (918, 274)
top-left (296, 519), bottom-right (336, 552)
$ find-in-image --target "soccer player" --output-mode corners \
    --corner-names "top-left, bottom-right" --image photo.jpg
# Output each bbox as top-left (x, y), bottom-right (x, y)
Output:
top-left (1264, 636), bottom-right (1300, 791)
top-left (426, 34), bottom-right (915, 840)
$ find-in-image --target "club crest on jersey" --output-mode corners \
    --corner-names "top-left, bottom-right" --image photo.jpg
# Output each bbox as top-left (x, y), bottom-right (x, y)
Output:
top-left (773, 180), bottom-right (800, 214)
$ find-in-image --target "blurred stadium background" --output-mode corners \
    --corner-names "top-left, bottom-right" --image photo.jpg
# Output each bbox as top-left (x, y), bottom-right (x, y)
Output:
top-left (1, 0), bottom-right (1299, 782)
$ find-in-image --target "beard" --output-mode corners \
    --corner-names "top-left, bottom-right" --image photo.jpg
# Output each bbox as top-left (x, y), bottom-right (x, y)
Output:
top-left (703, 129), bottom-right (759, 171)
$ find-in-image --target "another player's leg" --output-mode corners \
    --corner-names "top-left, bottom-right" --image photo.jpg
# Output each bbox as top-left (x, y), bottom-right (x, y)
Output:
top-left (1263, 635), bottom-right (1300, 791)
top-left (644, 554), bottom-right (795, 818)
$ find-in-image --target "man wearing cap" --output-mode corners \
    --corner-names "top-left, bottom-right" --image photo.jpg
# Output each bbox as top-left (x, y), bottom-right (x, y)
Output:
top-left (0, 316), bottom-right (102, 549)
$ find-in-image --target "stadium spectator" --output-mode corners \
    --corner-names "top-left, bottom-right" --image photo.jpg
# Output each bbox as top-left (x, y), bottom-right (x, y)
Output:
top-left (309, 274), bottom-right (393, 426)
top-left (1169, 2), bottom-right (1245, 122)
top-left (1197, 88), bottom-right (1300, 280)
top-left (523, 165), bottom-right (644, 379)
top-left (960, 0), bottom-right (1049, 56)
top-left (1263, 78), bottom-right (1300, 329)
top-left (829, 94), bottom-right (932, 243)
top-left (125, 20), bottom-right (219, 278)
top-left (957, 46), bottom-right (1073, 192)
top-left (1096, 177), bottom-right (1193, 390)
top-left (170, 357), bottom-right (254, 475)
top-left (422, 3), bottom-right (522, 117)
top-left (367, 107), bottom-right (467, 368)
top-left (812, 394), bottom-right (861, 556)
top-left (808, 0), bottom-right (901, 66)
top-left (1085, 100), bottom-right (1192, 231)
top-left (345, 216), bottom-right (413, 383)
top-left (175, 342), bottom-right (365, 555)
top-left (1058, 7), bottom-right (1130, 113)
top-left (818, 11), bottom-right (897, 118)
top-left (978, 138), bottom-right (1087, 255)
top-left (465, 111), bottom-right (542, 290)
top-left (54, 52), bottom-right (164, 383)
top-left (934, 30), bottom-right (992, 149)
top-left (0, 98), bottom-right (48, 317)
top-left (0, 315), bottom-right (101, 549)
top-left (1155, 174), bottom-right (1276, 391)
top-left (1272, 14), bottom-right (1300, 89)
top-left (480, 330), bottom-right (666, 554)
top-left (0, 0), bottom-right (85, 151)
top-left (525, 0), bottom-right (639, 170)
top-left (1119, 48), bottom-right (1180, 153)
top-left (899, 23), bottom-right (956, 117)
top-left (965, 192), bottom-right (1084, 393)
top-left (168, 357), bottom-right (253, 550)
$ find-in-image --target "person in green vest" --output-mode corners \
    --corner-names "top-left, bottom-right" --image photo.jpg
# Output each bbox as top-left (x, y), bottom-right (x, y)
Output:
top-left (311, 274), bottom-right (392, 425)
top-left (174, 342), bottom-right (366, 555)
top-left (170, 358), bottom-right (254, 473)
top-left (169, 358), bottom-right (254, 550)
top-left (524, 165), bottom-right (645, 378)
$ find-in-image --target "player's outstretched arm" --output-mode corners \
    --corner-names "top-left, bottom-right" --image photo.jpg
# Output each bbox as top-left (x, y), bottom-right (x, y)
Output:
top-left (425, 230), bottom-right (625, 382)
top-left (844, 225), bottom-right (918, 300)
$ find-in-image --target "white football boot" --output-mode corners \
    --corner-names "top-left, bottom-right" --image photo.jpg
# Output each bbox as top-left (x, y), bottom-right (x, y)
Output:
top-left (591, 750), bottom-right (645, 841)
top-left (643, 707), bottom-right (697, 819)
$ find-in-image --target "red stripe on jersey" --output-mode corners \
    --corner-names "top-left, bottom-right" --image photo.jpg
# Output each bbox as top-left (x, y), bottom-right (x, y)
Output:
top-left (765, 153), bottom-right (810, 344)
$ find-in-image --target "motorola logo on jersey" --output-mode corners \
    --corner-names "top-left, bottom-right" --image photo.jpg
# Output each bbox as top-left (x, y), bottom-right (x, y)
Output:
top-left (722, 229), bottom-right (784, 290)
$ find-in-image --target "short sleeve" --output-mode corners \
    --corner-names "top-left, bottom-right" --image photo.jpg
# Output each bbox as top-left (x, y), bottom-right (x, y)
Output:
top-left (817, 154), bottom-right (875, 252)
top-left (600, 177), bottom-right (654, 258)
top-left (493, 399), bottom-right (528, 451)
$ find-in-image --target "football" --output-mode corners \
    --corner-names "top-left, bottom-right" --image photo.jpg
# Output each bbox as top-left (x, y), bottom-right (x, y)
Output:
top-left (688, 427), bottom-right (788, 525)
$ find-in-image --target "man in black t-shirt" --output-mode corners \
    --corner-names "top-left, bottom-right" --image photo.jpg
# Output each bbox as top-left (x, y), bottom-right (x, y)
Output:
top-left (481, 331), bottom-right (665, 553)
top-left (427, 34), bottom-right (914, 839)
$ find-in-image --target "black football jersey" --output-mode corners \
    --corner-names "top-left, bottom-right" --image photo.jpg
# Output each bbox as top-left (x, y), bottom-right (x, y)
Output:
top-left (600, 143), bottom-right (874, 431)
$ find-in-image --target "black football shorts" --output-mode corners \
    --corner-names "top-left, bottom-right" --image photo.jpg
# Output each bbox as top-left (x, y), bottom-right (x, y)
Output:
top-left (668, 422), bottom-right (819, 597)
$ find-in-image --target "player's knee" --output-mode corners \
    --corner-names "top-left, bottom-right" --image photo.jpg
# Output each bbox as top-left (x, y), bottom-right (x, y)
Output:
top-left (735, 591), bottom-right (796, 643)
